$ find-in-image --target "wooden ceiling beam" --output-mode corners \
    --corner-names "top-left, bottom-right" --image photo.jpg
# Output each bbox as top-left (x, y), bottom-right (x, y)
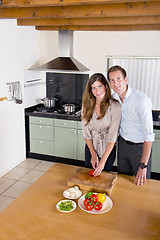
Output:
top-left (1, 0), bottom-right (158, 7)
top-left (0, 2), bottom-right (160, 19)
top-left (35, 24), bottom-right (160, 31)
top-left (17, 16), bottom-right (160, 26)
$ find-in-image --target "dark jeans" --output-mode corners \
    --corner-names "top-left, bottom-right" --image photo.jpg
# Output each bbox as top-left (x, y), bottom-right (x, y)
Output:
top-left (117, 135), bottom-right (151, 179)
top-left (85, 144), bottom-right (116, 172)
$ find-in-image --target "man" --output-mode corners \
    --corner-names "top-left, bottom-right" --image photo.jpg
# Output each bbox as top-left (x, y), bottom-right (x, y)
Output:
top-left (107, 65), bottom-right (154, 186)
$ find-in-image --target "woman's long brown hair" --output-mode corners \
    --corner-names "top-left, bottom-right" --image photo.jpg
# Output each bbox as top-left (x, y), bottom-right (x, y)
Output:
top-left (82, 73), bottom-right (115, 125)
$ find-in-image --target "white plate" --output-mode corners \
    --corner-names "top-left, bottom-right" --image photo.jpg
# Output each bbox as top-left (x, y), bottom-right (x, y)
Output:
top-left (63, 189), bottom-right (82, 199)
top-left (78, 194), bottom-right (113, 214)
top-left (56, 200), bottom-right (77, 213)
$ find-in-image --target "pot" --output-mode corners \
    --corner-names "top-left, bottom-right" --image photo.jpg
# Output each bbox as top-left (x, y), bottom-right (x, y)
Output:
top-left (41, 97), bottom-right (57, 108)
top-left (63, 104), bottom-right (75, 113)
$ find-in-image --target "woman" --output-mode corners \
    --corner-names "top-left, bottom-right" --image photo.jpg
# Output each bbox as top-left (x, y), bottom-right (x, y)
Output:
top-left (81, 73), bottom-right (121, 177)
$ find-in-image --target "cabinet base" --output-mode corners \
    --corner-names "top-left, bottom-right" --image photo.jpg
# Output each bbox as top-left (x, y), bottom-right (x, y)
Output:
top-left (151, 172), bottom-right (160, 180)
top-left (27, 152), bottom-right (85, 168)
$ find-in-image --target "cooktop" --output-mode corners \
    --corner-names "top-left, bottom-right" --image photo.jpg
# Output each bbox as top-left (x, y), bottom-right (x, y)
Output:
top-left (33, 105), bottom-right (81, 117)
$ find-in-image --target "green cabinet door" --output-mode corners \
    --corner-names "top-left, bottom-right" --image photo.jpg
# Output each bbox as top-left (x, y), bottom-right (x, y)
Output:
top-left (55, 127), bottom-right (77, 159)
top-left (77, 130), bottom-right (85, 161)
top-left (113, 154), bottom-right (117, 166)
top-left (55, 119), bottom-right (77, 128)
top-left (30, 139), bottom-right (54, 156)
top-left (30, 116), bottom-right (54, 126)
top-left (30, 124), bottom-right (54, 141)
top-left (152, 130), bottom-right (160, 173)
top-left (152, 139), bottom-right (160, 172)
top-left (29, 116), bottom-right (55, 156)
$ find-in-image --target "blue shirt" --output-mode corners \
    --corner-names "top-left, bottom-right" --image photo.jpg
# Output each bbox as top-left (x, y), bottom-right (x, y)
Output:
top-left (113, 86), bottom-right (154, 143)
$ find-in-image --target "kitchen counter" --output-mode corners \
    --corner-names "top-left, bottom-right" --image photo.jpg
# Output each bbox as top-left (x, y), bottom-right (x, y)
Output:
top-left (0, 163), bottom-right (159, 240)
top-left (26, 111), bottom-right (81, 121)
top-left (153, 111), bottom-right (160, 129)
top-left (25, 104), bottom-right (81, 121)
top-left (25, 105), bottom-right (160, 126)
top-left (153, 121), bottom-right (160, 130)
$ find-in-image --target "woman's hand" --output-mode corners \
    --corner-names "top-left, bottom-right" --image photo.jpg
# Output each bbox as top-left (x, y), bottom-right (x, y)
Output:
top-left (91, 153), bottom-right (99, 170)
top-left (93, 160), bottom-right (105, 177)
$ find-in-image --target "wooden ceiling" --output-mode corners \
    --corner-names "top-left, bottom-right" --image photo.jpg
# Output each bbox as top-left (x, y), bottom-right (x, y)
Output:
top-left (0, 0), bottom-right (160, 31)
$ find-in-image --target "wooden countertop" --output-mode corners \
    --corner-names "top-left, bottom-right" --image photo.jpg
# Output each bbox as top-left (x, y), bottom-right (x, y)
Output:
top-left (0, 163), bottom-right (160, 240)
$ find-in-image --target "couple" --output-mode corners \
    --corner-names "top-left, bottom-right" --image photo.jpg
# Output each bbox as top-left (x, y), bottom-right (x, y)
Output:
top-left (81, 65), bottom-right (154, 186)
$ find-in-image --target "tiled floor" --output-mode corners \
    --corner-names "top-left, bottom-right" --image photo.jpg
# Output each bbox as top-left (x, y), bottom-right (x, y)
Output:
top-left (0, 158), bottom-right (55, 212)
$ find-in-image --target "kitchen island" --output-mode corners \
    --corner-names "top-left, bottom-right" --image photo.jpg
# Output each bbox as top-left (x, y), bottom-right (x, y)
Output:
top-left (0, 163), bottom-right (159, 240)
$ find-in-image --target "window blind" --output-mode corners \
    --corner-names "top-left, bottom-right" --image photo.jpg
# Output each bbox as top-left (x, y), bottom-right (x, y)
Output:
top-left (107, 57), bottom-right (160, 110)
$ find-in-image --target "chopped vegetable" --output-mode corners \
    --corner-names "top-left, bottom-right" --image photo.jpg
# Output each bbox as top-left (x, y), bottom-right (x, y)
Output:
top-left (89, 170), bottom-right (95, 176)
top-left (58, 200), bottom-right (74, 211)
top-left (85, 191), bottom-right (93, 199)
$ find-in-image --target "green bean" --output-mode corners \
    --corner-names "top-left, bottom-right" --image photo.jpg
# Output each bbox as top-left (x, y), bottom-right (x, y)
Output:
top-left (58, 200), bottom-right (74, 211)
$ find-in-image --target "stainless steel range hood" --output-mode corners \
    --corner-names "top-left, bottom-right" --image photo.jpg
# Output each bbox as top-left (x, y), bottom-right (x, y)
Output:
top-left (37, 30), bottom-right (89, 72)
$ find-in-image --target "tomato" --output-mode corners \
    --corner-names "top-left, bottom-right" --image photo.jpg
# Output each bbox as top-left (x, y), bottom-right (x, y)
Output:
top-left (89, 170), bottom-right (95, 176)
top-left (83, 198), bottom-right (90, 207)
top-left (83, 199), bottom-right (94, 211)
top-left (90, 194), bottom-right (98, 203)
top-left (97, 193), bottom-right (106, 204)
top-left (85, 201), bottom-right (94, 211)
top-left (94, 201), bottom-right (102, 211)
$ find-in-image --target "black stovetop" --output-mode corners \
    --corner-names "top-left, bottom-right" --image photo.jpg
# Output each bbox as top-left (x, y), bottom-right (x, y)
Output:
top-left (33, 104), bottom-right (81, 117)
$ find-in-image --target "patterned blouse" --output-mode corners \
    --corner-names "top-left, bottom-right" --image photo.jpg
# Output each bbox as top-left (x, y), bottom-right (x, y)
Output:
top-left (82, 100), bottom-right (122, 158)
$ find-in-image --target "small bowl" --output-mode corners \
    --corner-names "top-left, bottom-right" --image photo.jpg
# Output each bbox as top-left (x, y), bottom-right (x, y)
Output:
top-left (63, 189), bottom-right (82, 200)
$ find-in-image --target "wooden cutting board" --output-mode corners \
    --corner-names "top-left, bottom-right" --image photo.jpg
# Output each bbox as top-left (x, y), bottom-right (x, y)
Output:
top-left (68, 167), bottom-right (117, 195)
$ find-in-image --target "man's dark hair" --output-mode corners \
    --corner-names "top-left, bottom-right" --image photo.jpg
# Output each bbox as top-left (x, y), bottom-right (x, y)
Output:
top-left (107, 65), bottom-right (127, 80)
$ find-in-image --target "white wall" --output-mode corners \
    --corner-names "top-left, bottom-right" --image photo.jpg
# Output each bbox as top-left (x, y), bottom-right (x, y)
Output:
top-left (38, 31), bottom-right (58, 65)
top-left (39, 31), bottom-right (160, 73)
top-left (0, 19), bottom-right (39, 176)
top-left (74, 31), bottom-right (160, 72)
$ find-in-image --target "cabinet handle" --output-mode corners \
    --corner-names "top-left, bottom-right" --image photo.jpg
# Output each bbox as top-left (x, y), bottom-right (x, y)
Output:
top-left (63, 123), bottom-right (66, 126)
top-left (70, 129), bottom-right (77, 133)
top-left (40, 126), bottom-right (42, 128)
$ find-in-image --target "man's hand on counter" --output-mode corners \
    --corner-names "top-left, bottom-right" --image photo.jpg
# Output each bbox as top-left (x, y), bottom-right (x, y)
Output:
top-left (134, 168), bottom-right (147, 186)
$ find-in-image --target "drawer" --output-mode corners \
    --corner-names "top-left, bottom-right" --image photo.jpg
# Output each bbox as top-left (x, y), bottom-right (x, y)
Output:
top-left (30, 139), bottom-right (54, 156)
top-left (30, 116), bottom-right (54, 126)
top-left (154, 129), bottom-right (160, 139)
top-left (77, 121), bottom-right (82, 130)
top-left (30, 124), bottom-right (54, 141)
top-left (54, 119), bottom-right (77, 129)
